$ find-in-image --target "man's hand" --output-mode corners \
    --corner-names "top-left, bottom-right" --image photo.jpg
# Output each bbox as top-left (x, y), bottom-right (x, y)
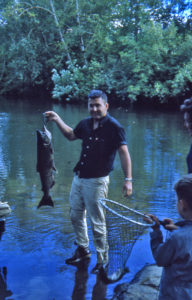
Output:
top-left (44, 111), bottom-right (76, 141)
top-left (44, 111), bottom-right (60, 122)
top-left (122, 181), bottom-right (132, 197)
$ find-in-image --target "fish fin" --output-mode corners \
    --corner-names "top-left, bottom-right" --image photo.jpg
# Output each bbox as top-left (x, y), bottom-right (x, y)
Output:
top-left (37, 195), bottom-right (54, 209)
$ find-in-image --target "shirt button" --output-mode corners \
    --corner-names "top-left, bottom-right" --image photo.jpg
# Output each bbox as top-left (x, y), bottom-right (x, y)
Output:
top-left (86, 146), bottom-right (90, 149)
top-left (83, 154), bottom-right (87, 157)
top-left (95, 137), bottom-right (98, 141)
top-left (89, 137), bottom-right (92, 140)
top-left (81, 162), bottom-right (84, 165)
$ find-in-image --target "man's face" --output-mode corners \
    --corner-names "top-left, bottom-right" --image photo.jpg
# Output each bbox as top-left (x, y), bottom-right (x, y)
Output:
top-left (88, 97), bottom-right (109, 120)
top-left (184, 112), bottom-right (192, 136)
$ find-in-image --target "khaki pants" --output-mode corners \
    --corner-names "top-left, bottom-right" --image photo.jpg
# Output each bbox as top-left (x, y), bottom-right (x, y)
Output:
top-left (69, 175), bottom-right (109, 264)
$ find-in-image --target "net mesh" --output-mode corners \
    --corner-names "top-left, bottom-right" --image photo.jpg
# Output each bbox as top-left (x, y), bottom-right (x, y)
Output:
top-left (99, 198), bottom-right (152, 283)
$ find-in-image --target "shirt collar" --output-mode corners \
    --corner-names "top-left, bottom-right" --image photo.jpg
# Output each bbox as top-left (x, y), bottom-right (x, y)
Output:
top-left (99, 113), bottom-right (109, 125)
top-left (90, 113), bottom-right (109, 128)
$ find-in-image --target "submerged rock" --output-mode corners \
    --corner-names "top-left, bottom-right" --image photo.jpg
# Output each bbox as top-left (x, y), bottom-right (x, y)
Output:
top-left (0, 202), bottom-right (11, 218)
top-left (112, 264), bottom-right (162, 300)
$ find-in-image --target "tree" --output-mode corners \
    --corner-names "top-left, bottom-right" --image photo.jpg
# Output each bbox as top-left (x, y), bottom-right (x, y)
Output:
top-left (0, 0), bottom-right (192, 105)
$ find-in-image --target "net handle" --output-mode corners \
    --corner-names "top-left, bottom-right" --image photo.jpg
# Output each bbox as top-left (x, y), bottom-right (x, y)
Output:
top-left (99, 198), bottom-right (154, 227)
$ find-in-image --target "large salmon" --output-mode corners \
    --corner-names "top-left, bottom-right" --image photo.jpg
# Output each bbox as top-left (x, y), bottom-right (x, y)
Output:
top-left (36, 120), bottom-right (56, 208)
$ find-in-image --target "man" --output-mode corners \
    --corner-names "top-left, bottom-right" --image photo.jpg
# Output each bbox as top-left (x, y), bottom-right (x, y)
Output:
top-left (45, 90), bottom-right (132, 273)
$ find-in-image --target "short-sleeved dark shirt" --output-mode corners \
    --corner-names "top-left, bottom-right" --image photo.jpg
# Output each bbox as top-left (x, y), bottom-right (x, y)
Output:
top-left (73, 114), bottom-right (127, 178)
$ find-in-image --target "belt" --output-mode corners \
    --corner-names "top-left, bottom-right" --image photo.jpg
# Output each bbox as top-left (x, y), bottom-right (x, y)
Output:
top-left (75, 171), bottom-right (109, 179)
top-left (75, 171), bottom-right (81, 177)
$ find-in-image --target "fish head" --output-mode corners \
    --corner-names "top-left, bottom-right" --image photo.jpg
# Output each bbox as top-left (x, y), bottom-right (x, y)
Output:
top-left (43, 125), bottom-right (52, 140)
top-left (37, 126), bottom-right (52, 145)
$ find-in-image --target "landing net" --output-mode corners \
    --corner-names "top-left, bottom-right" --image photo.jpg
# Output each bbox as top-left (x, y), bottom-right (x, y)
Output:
top-left (99, 198), bottom-right (153, 284)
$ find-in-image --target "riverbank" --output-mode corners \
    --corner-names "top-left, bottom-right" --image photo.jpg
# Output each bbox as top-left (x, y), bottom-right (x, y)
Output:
top-left (112, 264), bottom-right (162, 300)
top-left (0, 94), bottom-right (183, 112)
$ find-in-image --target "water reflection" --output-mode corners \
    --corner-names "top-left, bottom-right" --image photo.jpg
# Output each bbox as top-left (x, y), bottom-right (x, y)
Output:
top-left (71, 259), bottom-right (107, 300)
top-left (72, 259), bottom-right (90, 300)
top-left (0, 221), bottom-right (5, 240)
top-left (0, 221), bottom-right (13, 299)
top-left (0, 267), bottom-right (13, 300)
top-left (0, 99), bottom-right (189, 299)
top-left (92, 274), bottom-right (107, 300)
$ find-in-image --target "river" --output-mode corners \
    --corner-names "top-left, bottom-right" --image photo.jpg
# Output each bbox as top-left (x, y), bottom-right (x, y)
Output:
top-left (0, 98), bottom-right (189, 299)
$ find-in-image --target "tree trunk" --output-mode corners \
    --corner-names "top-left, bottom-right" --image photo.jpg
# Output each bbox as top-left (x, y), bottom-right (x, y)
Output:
top-left (75, 0), bottom-right (87, 66)
top-left (49, 0), bottom-right (72, 64)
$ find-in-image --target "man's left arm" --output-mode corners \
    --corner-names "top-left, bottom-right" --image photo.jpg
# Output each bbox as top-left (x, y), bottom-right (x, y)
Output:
top-left (118, 145), bottom-right (132, 197)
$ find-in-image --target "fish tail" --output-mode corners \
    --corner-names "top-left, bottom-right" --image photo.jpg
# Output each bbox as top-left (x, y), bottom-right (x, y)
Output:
top-left (37, 195), bottom-right (54, 209)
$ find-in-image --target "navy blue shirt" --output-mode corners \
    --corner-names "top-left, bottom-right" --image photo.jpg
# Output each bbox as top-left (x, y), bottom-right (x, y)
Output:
top-left (73, 114), bottom-right (127, 178)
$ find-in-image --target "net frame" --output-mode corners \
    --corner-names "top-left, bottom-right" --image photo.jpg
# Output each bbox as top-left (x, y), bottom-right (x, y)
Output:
top-left (100, 198), bottom-right (154, 226)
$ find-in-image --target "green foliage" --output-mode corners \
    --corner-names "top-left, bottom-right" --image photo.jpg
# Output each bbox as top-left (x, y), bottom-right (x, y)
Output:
top-left (52, 66), bottom-right (83, 101)
top-left (52, 59), bottom-right (107, 101)
top-left (0, 0), bottom-right (192, 104)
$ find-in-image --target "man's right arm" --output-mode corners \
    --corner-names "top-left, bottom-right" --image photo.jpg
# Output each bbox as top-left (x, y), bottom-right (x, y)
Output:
top-left (45, 111), bottom-right (77, 141)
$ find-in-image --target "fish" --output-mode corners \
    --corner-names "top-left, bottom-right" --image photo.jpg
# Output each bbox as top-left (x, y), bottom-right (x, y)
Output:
top-left (36, 117), bottom-right (56, 208)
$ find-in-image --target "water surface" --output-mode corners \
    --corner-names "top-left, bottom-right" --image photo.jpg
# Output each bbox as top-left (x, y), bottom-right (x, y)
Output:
top-left (0, 99), bottom-right (189, 299)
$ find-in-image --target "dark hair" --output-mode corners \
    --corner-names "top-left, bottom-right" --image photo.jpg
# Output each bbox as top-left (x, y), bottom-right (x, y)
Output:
top-left (174, 174), bottom-right (192, 209)
top-left (88, 90), bottom-right (108, 103)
